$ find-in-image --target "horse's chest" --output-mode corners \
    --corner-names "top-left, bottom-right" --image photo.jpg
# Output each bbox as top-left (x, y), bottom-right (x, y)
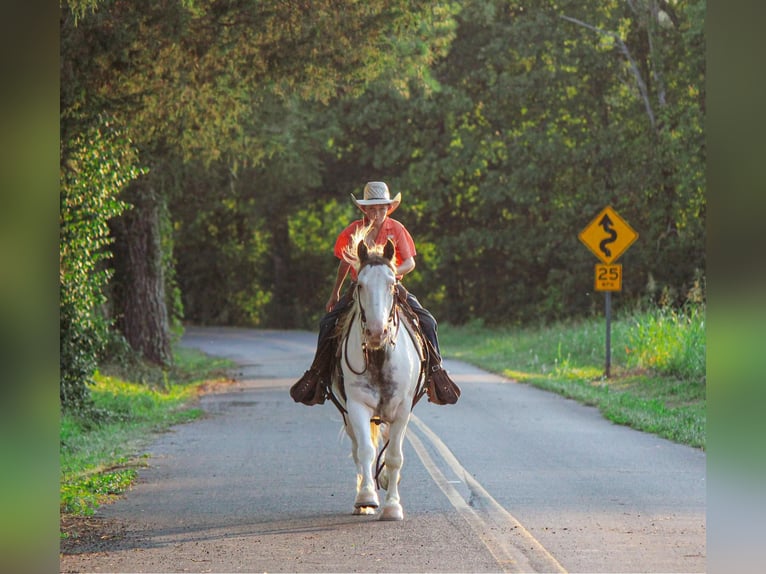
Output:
top-left (361, 349), bottom-right (399, 405)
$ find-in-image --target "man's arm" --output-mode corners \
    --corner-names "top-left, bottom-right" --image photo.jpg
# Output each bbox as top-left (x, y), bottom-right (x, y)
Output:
top-left (396, 256), bottom-right (415, 278)
top-left (326, 260), bottom-right (351, 311)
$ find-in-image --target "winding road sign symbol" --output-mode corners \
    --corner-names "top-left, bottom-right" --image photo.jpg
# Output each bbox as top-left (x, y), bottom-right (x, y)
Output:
top-left (579, 206), bottom-right (638, 264)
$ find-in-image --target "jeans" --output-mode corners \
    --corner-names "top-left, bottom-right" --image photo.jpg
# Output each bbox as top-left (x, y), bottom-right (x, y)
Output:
top-left (312, 284), bottom-right (442, 374)
top-left (404, 292), bottom-right (440, 359)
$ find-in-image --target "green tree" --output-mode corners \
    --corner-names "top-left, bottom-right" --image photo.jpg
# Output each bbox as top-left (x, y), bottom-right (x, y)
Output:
top-left (316, 0), bottom-right (704, 324)
top-left (166, 5), bottom-right (457, 328)
top-left (61, 0), bottom-right (459, 361)
top-left (59, 118), bottom-right (142, 411)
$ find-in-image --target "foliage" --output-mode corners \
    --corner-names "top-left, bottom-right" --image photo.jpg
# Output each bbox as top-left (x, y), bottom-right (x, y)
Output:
top-left (162, 3), bottom-right (458, 329)
top-left (59, 118), bottom-right (143, 413)
top-left (280, 0), bottom-right (705, 328)
top-left (60, 0), bottom-right (705, 358)
top-left (60, 0), bottom-right (460, 358)
top-left (171, 98), bottom-right (339, 328)
top-left (61, 0), bottom-right (458, 176)
top-left (61, 469), bottom-right (138, 516)
top-left (416, 0), bottom-right (705, 323)
top-left (625, 302), bottom-right (706, 382)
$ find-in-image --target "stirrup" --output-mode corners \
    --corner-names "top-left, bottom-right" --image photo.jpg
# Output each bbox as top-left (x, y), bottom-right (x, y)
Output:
top-left (290, 368), bottom-right (327, 406)
top-left (426, 365), bottom-right (461, 405)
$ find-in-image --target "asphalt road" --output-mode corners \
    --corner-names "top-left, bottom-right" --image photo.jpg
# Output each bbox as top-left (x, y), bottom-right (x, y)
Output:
top-left (61, 326), bottom-right (706, 573)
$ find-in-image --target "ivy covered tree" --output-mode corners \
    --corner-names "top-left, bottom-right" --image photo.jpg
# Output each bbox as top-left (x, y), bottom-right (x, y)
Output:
top-left (59, 118), bottom-right (142, 412)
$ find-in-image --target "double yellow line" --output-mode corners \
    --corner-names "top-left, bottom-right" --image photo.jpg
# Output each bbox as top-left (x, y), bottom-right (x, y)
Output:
top-left (407, 414), bottom-right (568, 574)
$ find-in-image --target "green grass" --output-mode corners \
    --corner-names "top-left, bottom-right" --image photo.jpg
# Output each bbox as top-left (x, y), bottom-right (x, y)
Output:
top-left (60, 346), bottom-right (233, 518)
top-left (439, 305), bottom-right (706, 449)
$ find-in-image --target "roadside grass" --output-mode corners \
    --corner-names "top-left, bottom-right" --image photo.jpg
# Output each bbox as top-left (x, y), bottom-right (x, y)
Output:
top-left (439, 304), bottom-right (706, 449)
top-left (60, 346), bottom-right (233, 523)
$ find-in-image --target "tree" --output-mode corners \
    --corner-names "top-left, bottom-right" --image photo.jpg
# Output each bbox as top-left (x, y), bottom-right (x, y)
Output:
top-left (315, 0), bottom-right (704, 323)
top-left (59, 118), bottom-right (142, 411)
top-left (61, 0), bottom-right (459, 362)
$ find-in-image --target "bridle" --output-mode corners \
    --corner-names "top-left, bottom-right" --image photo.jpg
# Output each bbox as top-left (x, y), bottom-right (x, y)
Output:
top-left (344, 276), bottom-right (401, 376)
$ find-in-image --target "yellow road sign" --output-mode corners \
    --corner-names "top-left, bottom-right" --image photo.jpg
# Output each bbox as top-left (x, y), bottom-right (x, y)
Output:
top-left (579, 206), bottom-right (638, 264)
top-left (594, 264), bottom-right (622, 291)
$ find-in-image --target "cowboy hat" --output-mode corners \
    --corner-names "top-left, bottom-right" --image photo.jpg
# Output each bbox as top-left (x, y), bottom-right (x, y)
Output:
top-left (350, 181), bottom-right (401, 215)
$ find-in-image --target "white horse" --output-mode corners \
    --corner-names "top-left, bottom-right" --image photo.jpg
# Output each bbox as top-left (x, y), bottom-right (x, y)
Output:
top-left (330, 238), bottom-right (424, 521)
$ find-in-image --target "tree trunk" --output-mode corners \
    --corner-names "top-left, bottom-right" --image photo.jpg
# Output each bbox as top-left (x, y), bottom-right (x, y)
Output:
top-left (268, 213), bottom-right (297, 328)
top-left (111, 178), bottom-right (173, 366)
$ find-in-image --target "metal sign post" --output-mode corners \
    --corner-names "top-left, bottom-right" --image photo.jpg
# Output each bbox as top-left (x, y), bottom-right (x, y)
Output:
top-left (593, 264), bottom-right (621, 378)
top-left (605, 291), bottom-right (612, 378)
top-left (579, 207), bottom-right (638, 378)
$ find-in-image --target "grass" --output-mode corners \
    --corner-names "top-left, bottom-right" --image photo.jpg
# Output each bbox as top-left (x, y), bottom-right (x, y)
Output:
top-left (439, 304), bottom-right (706, 449)
top-left (60, 346), bottom-right (233, 520)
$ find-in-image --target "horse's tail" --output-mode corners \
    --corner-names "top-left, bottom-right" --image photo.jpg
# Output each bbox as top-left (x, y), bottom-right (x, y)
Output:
top-left (370, 419), bottom-right (382, 450)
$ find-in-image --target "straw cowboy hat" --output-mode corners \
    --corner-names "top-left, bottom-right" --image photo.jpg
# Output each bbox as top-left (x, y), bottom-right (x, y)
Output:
top-left (350, 181), bottom-right (401, 215)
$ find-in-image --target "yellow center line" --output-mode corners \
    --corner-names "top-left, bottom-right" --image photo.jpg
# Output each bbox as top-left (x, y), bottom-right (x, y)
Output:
top-left (408, 414), bottom-right (568, 574)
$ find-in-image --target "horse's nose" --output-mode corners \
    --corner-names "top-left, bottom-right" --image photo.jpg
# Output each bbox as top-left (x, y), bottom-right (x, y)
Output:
top-left (365, 326), bottom-right (387, 347)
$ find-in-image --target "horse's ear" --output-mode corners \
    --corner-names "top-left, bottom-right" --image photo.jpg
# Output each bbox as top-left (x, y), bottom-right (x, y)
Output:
top-left (357, 240), bottom-right (368, 262)
top-left (383, 239), bottom-right (395, 261)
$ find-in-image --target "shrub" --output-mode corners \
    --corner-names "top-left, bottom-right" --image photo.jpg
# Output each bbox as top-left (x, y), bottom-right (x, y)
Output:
top-left (60, 118), bottom-right (144, 413)
top-left (626, 304), bottom-right (706, 382)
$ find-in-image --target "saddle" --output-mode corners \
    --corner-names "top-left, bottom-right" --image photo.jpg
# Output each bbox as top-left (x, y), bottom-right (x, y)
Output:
top-left (394, 284), bottom-right (461, 406)
top-left (327, 284), bottom-right (460, 412)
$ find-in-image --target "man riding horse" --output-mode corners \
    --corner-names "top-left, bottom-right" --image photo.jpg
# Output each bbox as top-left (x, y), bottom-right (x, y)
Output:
top-left (290, 181), bottom-right (460, 407)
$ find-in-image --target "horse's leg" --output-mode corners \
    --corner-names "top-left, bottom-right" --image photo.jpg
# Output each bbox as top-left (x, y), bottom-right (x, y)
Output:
top-left (379, 413), bottom-right (410, 521)
top-left (347, 401), bottom-right (379, 513)
top-left (347, 425), bottom-right (376, 516)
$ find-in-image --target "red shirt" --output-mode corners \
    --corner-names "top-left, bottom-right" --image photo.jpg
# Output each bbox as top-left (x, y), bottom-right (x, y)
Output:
top-left (334, 218), bottom-right (416, 280)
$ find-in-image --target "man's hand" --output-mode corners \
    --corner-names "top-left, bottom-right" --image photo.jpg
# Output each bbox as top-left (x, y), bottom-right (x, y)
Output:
top-left (326, 293), bottom-right (340, 312)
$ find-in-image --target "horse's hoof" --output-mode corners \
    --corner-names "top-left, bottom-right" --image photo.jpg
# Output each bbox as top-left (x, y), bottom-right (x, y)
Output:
top-left (354, 491), bottom-right (379, 509)
top-left (380, 504), bottom-right (404, 521)
top-left (353, 506), bottom-right (377, 516)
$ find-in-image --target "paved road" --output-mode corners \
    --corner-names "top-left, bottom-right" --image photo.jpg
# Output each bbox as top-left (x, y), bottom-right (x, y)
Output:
top-left (61, 327), bottom-right (706, 573)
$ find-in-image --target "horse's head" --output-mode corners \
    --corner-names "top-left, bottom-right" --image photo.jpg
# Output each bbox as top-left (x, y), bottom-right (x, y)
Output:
top-left (355, 239), bottom-right (397, 350)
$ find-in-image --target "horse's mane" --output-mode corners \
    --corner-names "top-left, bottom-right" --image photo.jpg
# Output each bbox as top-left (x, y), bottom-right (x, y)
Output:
top-left (341, 223), bottom-right (371, 272)
top-left (341, 222), bottom-right (395, 274)
top-left (335, 301), bottom-right (356, 340)
top-left (335, 222), bottom-right (396, 340)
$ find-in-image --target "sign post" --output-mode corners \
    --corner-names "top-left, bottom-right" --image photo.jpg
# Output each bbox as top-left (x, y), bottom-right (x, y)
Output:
top-left (578, 207), bottom-right (638, 378)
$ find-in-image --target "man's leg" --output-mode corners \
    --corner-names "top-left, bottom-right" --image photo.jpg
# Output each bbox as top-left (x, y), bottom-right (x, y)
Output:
top-left (405, 293), bottom-right (460, 404)
top-left (405, 293), bottom-right (440, 356)
top-left (290, 295), bottom-right (350, 405)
